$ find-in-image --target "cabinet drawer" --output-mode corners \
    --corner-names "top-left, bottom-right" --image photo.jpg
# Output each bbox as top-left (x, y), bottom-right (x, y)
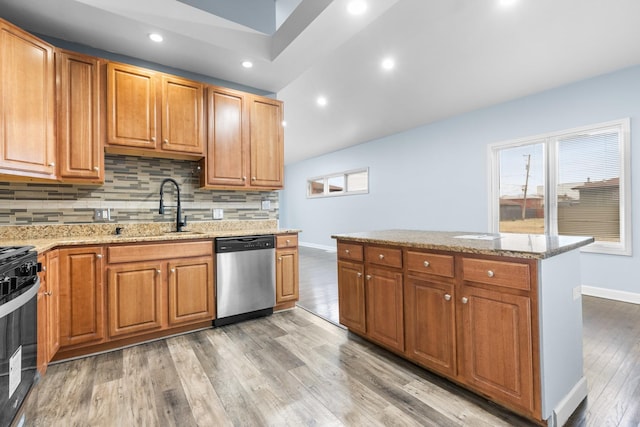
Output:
top-left (366, 246), bottom-right (402, 269)
top-left (406, 251), bottom-right (454, 278)
top-left (276, 234), bottom-right (298, 248)
top-left (462, 258), bottom-right (531, 291)
top-left (337, 242), bottom-right (364, 262)
top-left (108, 241), bottom-right (213, 264)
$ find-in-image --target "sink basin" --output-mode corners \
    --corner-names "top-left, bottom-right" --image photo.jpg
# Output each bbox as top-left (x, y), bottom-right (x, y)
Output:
top-left (115, 230), bottom-right (204, 238)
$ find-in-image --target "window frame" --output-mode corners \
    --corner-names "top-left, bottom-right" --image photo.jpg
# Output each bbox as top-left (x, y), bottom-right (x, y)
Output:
top-left (488, 118), bottom-right (631, 256)
top-left (306, 167), bottom-right (369, 198)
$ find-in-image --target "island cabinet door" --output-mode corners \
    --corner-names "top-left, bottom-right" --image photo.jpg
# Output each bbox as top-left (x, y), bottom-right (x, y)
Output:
top-left (458, 284), bottom-right (535, 414)
top-left (337, 260), bottom-right (366, 334)
top-left (107, 262), bottom-right (164, 338)
top-left (365, 266), bottom-right (404, 352)
top-left (404, 276), bottom-right (456, 377)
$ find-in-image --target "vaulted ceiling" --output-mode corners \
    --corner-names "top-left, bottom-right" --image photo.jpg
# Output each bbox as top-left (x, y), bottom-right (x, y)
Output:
top-left (2, 0), bottom-right (640, 164)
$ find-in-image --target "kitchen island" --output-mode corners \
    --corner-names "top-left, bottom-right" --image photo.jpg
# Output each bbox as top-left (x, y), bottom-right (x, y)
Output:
top-left (332, 230), bottom-right (594, 427)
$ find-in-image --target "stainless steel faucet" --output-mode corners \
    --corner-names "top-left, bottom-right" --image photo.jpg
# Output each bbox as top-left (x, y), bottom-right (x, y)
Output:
top-left (159, 178), bottom-right (187, 232)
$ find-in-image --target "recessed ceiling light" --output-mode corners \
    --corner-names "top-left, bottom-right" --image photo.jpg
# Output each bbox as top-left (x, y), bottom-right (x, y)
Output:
top-left (347, 0), bottom-right (367, 15)
top-left (381, 57), bottom-right (395, 70)
top-left (499, 0), bottom-right (517, 6)
top-left (317, 96), bottom-right (328, 107)
top-left (148, 33), bottom-right (163, 43)
top-left (242, 61), bottom-right (253, 69)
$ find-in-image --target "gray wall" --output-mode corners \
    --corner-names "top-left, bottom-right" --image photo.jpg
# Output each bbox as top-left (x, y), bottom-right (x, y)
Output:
top-left (280, 65), bottom-right (640, 297)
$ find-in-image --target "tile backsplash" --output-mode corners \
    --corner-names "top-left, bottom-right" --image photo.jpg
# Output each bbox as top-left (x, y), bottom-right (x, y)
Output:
top-left (0, 154), bottom-right (279, 225)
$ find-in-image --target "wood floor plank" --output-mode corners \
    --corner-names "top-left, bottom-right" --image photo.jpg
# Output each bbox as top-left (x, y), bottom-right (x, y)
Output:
top-left (120, 344), bottom-right (160, 426)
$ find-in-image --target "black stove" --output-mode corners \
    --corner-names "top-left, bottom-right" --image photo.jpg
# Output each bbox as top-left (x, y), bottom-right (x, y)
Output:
top-left (0, 246), bottom-right (39, 305)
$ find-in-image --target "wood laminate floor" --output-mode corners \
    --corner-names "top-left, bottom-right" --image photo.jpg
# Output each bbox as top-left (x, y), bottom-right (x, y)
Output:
top-left (20, 248), bottom-right (640, 427)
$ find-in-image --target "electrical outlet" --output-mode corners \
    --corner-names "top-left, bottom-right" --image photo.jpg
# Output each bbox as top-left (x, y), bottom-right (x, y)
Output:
top-left (94, 208), bottom-right (111, 221)
top-left (261, 200), bottom-right (271, 210)
top-left (213, 208), bottom-right (224, 220)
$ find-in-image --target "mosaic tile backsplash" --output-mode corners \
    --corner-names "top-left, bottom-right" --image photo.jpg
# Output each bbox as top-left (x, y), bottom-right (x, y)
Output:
top-left (0, 154), bottom-right (279, 225)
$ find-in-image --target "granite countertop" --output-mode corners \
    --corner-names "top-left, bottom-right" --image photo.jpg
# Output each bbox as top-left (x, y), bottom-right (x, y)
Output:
top-left (332, 230), bottom-right (594, 259)
top-left (0, 220), bottom-right (300, 254)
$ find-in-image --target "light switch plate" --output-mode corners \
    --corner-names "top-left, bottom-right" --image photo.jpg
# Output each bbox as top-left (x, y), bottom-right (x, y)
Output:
top-left (213, 208), bottom-right (223, 220)
top-left (261, 200), bottom-right (271, 210)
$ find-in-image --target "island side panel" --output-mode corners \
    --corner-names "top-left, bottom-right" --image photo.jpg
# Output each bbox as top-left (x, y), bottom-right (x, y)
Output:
top-left (538, 248), bottom-right (587, 423)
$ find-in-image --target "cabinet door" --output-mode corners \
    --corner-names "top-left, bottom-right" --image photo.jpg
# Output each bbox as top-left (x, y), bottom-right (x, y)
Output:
top-left (107, 62), bottom-right (157, 148)
top-left (0, 21), bottom-right (55, 179)
top-left (107, 262), bottom-right (164, 337)
top-left (459, 285), bottom-right (534, 412)
top-left (366, 266), bottom-right (404, 352)
top-left (203, 87), bottom-right (248, 187)
top-left (161, 75), bottom-right (204, 155)
top-left (249, 96), bottom-right (283, 189)
top-left (59, 247), bottom-right (105, 347)
top-left (36, 255), bottom-right (48, 375)
top-left (338, 261), bottom-right (366, 334)
top-left (56, 50), bottom-right (103, 182)
top-left (168, 257), bottom-right (214, 325)
top-left (46, 250), bottom-right (60, 360)
top-left (276, 249), bottom-right (299, 304)
top-left (404, 276), bottom-right (456, 377)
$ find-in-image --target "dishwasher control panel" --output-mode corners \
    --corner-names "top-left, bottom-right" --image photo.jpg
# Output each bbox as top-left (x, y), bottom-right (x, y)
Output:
top-left (215, 235), bottom-right (275, 253)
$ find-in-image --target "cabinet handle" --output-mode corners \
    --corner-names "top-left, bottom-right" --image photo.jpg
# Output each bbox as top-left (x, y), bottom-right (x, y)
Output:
top-left (48, 162), bottom-right (55, 167)
top-left (163, 139), bottom-right (169, 144)
top-left (345, 249), bottom-right (350, 254)
top-left (93, 166), bottom-right (99, 171)
top-left (487, 270), bottom-right (495, 278)
top-left (45, 291), bottom-right (52, 296)
top-left (366, 274), bottom-right (372, 280)
top-left (156, 269), bottom-right (161, 274)
top-left (357, 272), bottom-right (362, 278)
top-left (286, 239), bottom-right (291, 245)
top-left (151, 136), bottom-right (156, 142)
top-left (242, 176), bottom-right (247, 181)
top-left (170, 268), bottom-right (175, 273)
top-left (278, 257), bottom-right (282, 261)
top-left (444, 294), bottom-right (451, 301)
top-left (423, 260), bottom-right (430, 267)
top-left (251, 176), bottom-right (256, 181)
top-left (96, 254), bottom-right (103, 259)
top-left (378, 254), bottom-right (384, 260)
top-left (461, 297), bottom-right (469, 304)
top-left (42, 266), bottom-right (47, 272)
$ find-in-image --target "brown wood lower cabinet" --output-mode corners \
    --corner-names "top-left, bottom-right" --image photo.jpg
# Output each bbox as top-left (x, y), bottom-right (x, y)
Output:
top-left (274, 234), bottom-right (299, 310)
top-left (168, 256), bottom-right (215, 325)
top-left (404, 276), bottom-right (456, 377)
top-left (336, 239), bottom-right (543, 423)
top-left (58, 246), bottom-right (105, 348)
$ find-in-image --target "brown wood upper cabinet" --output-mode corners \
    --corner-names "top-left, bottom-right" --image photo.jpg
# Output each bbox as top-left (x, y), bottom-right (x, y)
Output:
top-left (106, 61), bottom-right (204, 159)
top-left (201, 88), bottom-right (284, 190)
top-left (0, 18), bottom-right (56, 180)
top-left (56, 50), bottom-right (104, 183)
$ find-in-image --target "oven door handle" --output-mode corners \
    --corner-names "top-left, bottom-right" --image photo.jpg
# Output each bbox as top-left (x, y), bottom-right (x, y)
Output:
top-left (0, 277), bottom-right (40, 318)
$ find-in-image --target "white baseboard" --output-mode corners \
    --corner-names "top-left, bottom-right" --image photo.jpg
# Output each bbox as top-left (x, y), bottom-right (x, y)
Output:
top-left (553, 377), bottom-right (588, 427)
top-left (299, 241), bottom-right (337, 252)
top-left (581, 286), bottom-right (640, 305)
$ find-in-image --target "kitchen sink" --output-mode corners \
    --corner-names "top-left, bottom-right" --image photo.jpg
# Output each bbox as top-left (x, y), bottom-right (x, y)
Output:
top-left (116, 230), bottom-right (205, 237)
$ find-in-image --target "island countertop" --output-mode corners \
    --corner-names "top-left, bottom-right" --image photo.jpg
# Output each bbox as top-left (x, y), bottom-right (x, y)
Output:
top-left (332, 229), bottom-right (594, 259)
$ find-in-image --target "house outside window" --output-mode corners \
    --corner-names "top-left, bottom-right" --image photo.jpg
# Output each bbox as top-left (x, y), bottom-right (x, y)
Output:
top-left (489, 119), bottom-right (631, 255)
top-left (307, 168), bottom-right (369, 198)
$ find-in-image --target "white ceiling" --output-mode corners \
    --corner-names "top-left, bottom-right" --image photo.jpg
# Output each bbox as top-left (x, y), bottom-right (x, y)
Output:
top-left (2, 0), bottom-right (640, 165)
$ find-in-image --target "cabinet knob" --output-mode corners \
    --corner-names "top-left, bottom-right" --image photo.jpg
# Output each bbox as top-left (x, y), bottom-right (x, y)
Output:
top-left (251, 176), bottom-right (256, 181)
top-left (366, 274), bottom-right (372, 280)
top-left (423, 260), bottom-right (430, 268)
top-left (461, 297), bottom-right (469, 304)
top-left (444, 294), bottom-right (451, 301)
top-left (278, 257), bottom-right (282, 261)
top-left (156, 269), bottom-right (161, 274)
top-left (286, 239), bottom-right (291, 245)
top-left (151, 137), bottom-right (156, 142)
top-left (93, 166), bottom-right (99, 171)
top-left (42, 266), bottom-right (47, 272)
top-left (45, 291), bottom-right (52, 296)
top-left (96, 254), bottom-right (103, 259)
top-left (487, 270), bottom-right (495, 278)
top-left (48, 162), bottom-right (55, 167)
top-left (170, 268), bottom-right (175, 273)
top-left (357, 272), bottom-right (362, 278)
top-left (345, 249), bottom-right (350, 254)
top-left (378, 254), bottom-right (384, 260)
top-left (242, 176), bottom-right (247, 181)
top-left (163, 139), bottom-right (169, 144)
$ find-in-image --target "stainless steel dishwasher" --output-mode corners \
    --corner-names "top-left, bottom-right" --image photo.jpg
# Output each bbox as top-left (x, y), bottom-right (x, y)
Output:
top-left (214, 235), bottom-right (275, 326)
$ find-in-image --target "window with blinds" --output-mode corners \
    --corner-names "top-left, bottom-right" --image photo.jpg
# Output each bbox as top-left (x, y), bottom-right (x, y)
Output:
top-left (489, 119), bottom-right (631, 255)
